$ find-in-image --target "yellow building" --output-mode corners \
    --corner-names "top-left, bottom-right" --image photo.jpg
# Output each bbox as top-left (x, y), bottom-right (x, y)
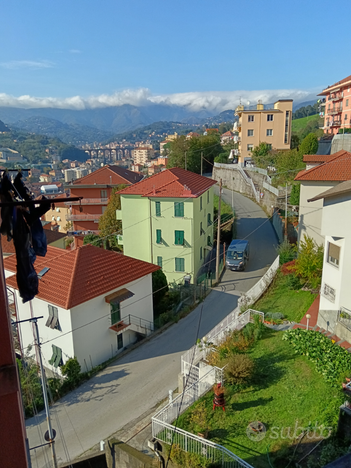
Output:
top-left (234, 100), bottom-right (293, 164)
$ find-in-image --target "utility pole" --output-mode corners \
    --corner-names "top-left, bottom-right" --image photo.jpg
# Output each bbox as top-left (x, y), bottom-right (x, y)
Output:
top-left (200, 152), bottom-right (203, 176)
top-left (215, 179), bottom-right (222, 283)
top-left (185, 151), bottom-right (187, 171)
top-left (31, 318), bottom-right (58, 468)
top-left (285, 183), bottom-right (288, 240)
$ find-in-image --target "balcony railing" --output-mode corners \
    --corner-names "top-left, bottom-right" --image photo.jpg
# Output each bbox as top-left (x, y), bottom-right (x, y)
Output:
top-left (329, 92), bottom-right (344, 102)
top-left (328, 107), bottom-right (343, 115)
top-left (66, 213), bottom-right (101, 221)
top-left (65, 198), bottom-right (108, 205)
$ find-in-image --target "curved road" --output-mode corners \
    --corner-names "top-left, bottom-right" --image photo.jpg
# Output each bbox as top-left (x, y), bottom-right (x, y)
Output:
top-left (27, 187), bottom-right (277, 467)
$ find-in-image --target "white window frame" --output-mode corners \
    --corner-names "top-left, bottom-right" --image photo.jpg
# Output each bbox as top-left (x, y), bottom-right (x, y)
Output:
top-left (267, 114), bottom-right (274, 121)
top-left (266, 129), bottom-right (273, 136)
top-left (247, 129), bottom-right (254, 137)
top-left (248, 115), bottom-right (254, 122)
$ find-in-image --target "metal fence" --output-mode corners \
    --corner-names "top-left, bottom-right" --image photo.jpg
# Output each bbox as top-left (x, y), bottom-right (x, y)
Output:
top-left (152, 367), bottom-right (254, 468)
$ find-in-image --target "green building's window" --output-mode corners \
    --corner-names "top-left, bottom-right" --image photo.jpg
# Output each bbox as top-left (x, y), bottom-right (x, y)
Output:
top-left (207, 235), bottom-right (212, 247)
top-left (207, 191), bottom-right (209, 204)
top-left (200, 222), bottom-right (203, 236)
top-left (200, 246), bottom-right (203, 260)
top-left (111, 302), bottom-right (121, 325)
top-left (157, 256), bottom-right (163, 268)
top-left (175, 257), bottom-right (185, 272)
top-left (155, 201), bottom-right (161, 217)
top-left (174, 202), bottom-right (184, 217)
top-left (156, 229), bottom-right (162, 244)
top-left (200, 196), bottom-right (203, 211)
top-left (207, 213), bottom-right (211, 226)
top-left (175, 230), bottom-right (184, 245)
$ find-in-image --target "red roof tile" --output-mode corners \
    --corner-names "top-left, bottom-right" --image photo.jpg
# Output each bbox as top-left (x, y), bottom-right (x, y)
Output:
top-left (118, 168), bottom-right (216, 198)
top-left (72, 165), bottom-right (143, 186)
top-left (6, 244), bottom-right (159, 309)
top-left (303, 154), bottom-right (337, 163)
top-left (295, 151), bottom-right (351, 182)
top-left (3, 245), bottom-right (65, 273)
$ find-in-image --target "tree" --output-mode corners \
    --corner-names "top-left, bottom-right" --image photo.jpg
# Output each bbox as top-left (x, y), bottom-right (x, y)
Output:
top-left (251, 142), bottom-right (275, 168)
top-left (274, 149), bottom-right (305, 184)
top-left (83, 233), bottom-right (102, 247)
top-left (290, 183), bottom-right (301, 206)
top-left (152, 269), bottom-right (169, 309)
top-left (98, 187), bottom-right (126, 250)
top-left (291, 134), bottom-right (300, 150)
top-left (295, 235), bottom-right (324, 289)
top-left (299, 133), bottom-right (318, 155)
top-left (214, 152), bottom-right (229, 164)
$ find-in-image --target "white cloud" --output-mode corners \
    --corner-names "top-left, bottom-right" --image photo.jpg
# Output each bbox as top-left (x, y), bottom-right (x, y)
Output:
top-left (0, 88), bottom-right (318, 111)
top-left (0, 60), bottom-right (55, 70)
top-left (69, 49), bottom-right (81, 54)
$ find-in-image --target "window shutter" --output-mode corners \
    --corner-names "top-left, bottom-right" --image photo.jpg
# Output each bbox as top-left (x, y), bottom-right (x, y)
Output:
top-left (179, 202), bottom-right (184, 217)
top-left (175, 230), bottom-right (184, 245)
top-left (155, 201), bottom-right (161, 217)
top-left (157, 256), bottom-right (163, 268)
top-left (49, 345), bottom-right (57, 365)
top-left (329, 243), bottom-right (340, 261)
top-left (54, 346), bottom-right (62, 368)
top-left (156, 229), bottom-right (162, 244)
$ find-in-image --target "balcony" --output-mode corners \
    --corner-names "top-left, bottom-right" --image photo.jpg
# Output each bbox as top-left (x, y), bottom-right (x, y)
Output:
top-left (65, 198), bottom-right (108, 205)
top-left (330, 120), bottom-right (342, 127)
top-left (66, 213), bottom-right (101, 221)
top-left (328, 107), bottom-right (343, 115)
top-left (109, 314), bottom-right (154, 336)
top-left (329, 92), bottom-right (344, 102)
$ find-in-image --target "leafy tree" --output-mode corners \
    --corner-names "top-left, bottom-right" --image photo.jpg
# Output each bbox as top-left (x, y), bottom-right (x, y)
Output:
top-left (98, 187), bottom-right (126, 250)
top-left (299, 133), bottom-right (318, 155)
top-left (274, 149), bottom-right (305, 185)
top-left (17, 358), bottom-right (43, 418)
top-left (251, 142), bottom-right (275, 168)
top-left (290, 183), bottom-right (301, 206)
top-left (152, 269), bottom-right (169, 310)
top-left (214, 152), bottom-right (229, 164)
top-left (295, 235), bottom-right (324, 289)
top-left (83, 233), bottom-right (102, 247)
top-left (291, 134), bottom-right (300, 150)
top-left (60, 357), bottom-right (82, 390)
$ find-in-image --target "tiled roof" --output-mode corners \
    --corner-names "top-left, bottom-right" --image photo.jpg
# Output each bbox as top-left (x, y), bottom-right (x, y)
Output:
top-left (221, 131), bottom-right (233, 136)
top-left (6, 244), bottom-right (159, 309)
top-left (319, 74), bottom-right (351, 94)
top-left (118, 168), bottom-right (216, 198)
top-left (3, 245), bottom-right (65, 273)
top-left (72, 165), bottom-right (143, 186)
top-left (295, 151), bottom-right (351, 182)
top-left (303, 155), bottom-right (336, 163)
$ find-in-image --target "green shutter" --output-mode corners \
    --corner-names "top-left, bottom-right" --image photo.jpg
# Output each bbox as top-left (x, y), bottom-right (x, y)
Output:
top-left (174, 202), bottom-right (184, 217)
top-left (157, 256), bottom-right (163, 268)
top-left (111, 303), bottom-right (121, 325)
top-left (200, 197), bottom-right (202, 211)
top-left (175, 230), bottom-right (184, 245)
top-left (155, 201), bottom-right (161, 217)
top-left (156, 229), bottom-right (162, 244)
top-left (200, 247), bottom-right (202, 260)
top-left (207, 213), bottom-right (211, 226)
top-left (175, 257), bottom-right (185, 272)
top-left (49, 345), bottom-right (57, 365)
top-left (54, 346), bottom-right (62, 368)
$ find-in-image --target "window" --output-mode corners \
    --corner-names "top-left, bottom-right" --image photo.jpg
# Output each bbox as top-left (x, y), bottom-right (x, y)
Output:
top-left (267, 114), bottom-right (274, 121)
top-left (174, 202), bottom-right (184, 217)
top-left (175, 230), bottom-right (184, 245)
top-left (101, 190), bottom-right (107, 199)
top-left (157, 256), bottom-right (163, 268)
top-left (266, 129), bottom-right (273, 136)
top-left (46, 305), bottom-right (61, 331)
top-left (175, 257), bottom-right (185, 272)
top-left (200, 222), bottom-right (204, 236)
top-left (155, 201), bottom-right (161, 217)
top-left (156, 229), bottom-right (162, 244)
top-left (207, 235), bottom-right (212, 246)
top-left (328, 243), bottom-right (340, 267)
top-left (247, 144), bottom-right (254, 151)
top-left (49, 345), bottom-right (63, 368)
top-left (284, 111), bottom-right (290, 144)
top-left (200, 197), bottom-right (203, 211)
top-left (345, 114), bottom-right (348, 121)
top-left (323, 283), bottom-right (336, 303)
top-left (247, 129), bottom-right (254, 137)
top-left (347, 99), bottom-right (349, 107)
top-left (267, 144), bottom-right (272, 150)
top-left (111, 302), bottom-right (121, 325)
top-left (207, 213), bottom-right (212, 226)
top-left (207, 191), bottom-right (209, 204)
top-left (117, 334), bottom-right (123, 350)
top-left (248, 115), bottom-right (254, 122)
top-left (200, 247), bottom-right (203, 260)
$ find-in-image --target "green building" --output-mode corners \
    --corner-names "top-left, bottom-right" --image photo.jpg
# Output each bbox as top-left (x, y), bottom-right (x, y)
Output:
top-left (117, 168), bottom-right (216, 285)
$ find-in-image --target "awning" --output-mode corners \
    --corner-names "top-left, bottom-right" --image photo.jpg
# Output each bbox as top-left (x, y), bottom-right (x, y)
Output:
top-left (105, 288), bottom-right (134, 305)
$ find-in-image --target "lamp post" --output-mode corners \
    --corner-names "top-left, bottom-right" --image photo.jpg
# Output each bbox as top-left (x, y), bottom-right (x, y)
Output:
top-left (306, 314), bottom-right (311, 331)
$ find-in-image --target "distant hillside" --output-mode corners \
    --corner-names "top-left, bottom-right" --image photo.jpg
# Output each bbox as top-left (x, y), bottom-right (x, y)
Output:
top-left (292, 114), bottom-right (323, 140)
top-left (0, 128), bottom-right (86, 164)
top-left (12, 116), bottom-right (113, 146)
top-left (0, 119), bottom-right (9, 132)
top-left (292, 102), bottom-right (319, 120)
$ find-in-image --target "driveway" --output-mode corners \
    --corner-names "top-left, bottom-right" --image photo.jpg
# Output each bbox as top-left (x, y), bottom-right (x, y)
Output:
top-left (27, 187), bottom-right (277, 467)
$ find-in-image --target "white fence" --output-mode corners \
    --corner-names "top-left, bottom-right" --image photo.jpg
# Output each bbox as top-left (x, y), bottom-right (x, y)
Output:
top-left (263, 181), bottom-right (279, 196)
top-left (213, 162), bottom-right (260, 203)
top-left (238, 256), bottom-right (280, 308)
top-left (152, 367), bottom-right (254, 468)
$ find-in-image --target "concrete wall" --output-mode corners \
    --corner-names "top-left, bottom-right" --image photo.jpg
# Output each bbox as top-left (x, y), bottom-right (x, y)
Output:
top-left (331, 134), bottom-right (351, 153)
top-left (106, 439), bottom-right (159, 468)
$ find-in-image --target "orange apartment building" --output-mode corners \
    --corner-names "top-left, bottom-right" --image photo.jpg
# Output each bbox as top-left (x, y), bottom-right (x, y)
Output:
top-left (234, 99), bottom-right (293, 164)
top-left (65, 165), bottom-right (143, 233)
top-left (319, 74), bottom-right (351, 135)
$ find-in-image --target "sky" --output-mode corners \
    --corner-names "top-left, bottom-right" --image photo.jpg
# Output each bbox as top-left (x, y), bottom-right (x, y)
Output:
top-left (0, 0), bottom-right (349, 112)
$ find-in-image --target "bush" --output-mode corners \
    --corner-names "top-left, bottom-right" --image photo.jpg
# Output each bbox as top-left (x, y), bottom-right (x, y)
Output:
top-left (295, 235), bottom-right (323, 289)
top-left (286, 273), bottom-right (303, 290)
top-left (276, 240), bottom-right (296, 265)
top-left (299, 133), bottom-right (318, 155)
top-left (60, 357), bottom-right (82, 390)
top-left (224, 354), bottom-right (254, 385)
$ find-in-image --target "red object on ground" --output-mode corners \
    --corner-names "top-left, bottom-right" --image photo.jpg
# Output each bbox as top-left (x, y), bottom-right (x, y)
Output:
top-left (280, 260), bottom-right (296, 275)
top-left (213, 384), bottom-right (225, 411)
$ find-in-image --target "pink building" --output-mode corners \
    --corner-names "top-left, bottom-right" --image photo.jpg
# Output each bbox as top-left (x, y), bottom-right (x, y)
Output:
top-left (319, 74), bottom-right (351, 135)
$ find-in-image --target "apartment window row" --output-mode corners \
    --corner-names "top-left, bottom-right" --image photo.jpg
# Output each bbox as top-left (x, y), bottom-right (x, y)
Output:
top-left (246, 112), bottom-right (274, 122)
top-left (156, 229), bottom-right (185, 245)
top-left (155, 201), bottom-right (185, 218)
top-left (157, 256), bottom-right (187, 273)
top-left (327, 242), bottom-right (340, 267)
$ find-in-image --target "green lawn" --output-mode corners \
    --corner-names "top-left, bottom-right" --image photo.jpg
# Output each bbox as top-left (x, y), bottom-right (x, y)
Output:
top-left (253, 271), bottom-right (317, 323)
top-left (292, 114), bottom-right (321, 133)
top-left (176, 329), bottom-right (343, 468)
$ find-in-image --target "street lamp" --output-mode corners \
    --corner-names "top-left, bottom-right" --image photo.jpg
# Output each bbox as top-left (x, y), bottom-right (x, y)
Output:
top-left (306, 314), bottom-right (311, 331)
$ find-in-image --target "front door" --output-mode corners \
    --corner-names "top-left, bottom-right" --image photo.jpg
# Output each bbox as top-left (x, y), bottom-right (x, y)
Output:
top-left (117, 333), bottom-right (123, 350)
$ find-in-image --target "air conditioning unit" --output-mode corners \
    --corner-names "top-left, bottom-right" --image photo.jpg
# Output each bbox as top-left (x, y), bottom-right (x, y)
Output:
top-left (57, 217), bottom-right (61, 221)
top-left (56, 208), bottom-right (60, 212)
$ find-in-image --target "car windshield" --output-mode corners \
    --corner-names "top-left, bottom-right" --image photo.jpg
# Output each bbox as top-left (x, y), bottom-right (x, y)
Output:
top-left (227, 250), bottom-right (243, 260)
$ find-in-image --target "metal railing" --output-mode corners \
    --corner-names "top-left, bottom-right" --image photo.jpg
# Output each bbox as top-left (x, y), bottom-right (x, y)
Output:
top-left (152, 367), bottom-right (253, 468)
top-left (122, 313), bottom-right (154, 332)
top-left (65, 198), bottom-right (108, 205)
top-left (66, 213), bottom-right (101, 221)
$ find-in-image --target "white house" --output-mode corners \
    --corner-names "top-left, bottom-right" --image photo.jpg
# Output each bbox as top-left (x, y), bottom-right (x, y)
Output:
top-left (308, 180), bottom-right (351, 344)
top-left (5, 244), bottom-right (159, 373)
top-left (295, 150), bottom-right (351, 246)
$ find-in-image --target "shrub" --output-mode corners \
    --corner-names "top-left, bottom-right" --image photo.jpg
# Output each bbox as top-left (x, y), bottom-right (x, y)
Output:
top-left (190, 401), bottom-right (208, 433)
top-left (60, 357), bottom-right (82, 390)
top-left (286, 273), bottom-right (303, 290)
top-left (299, 133), bottom-right (318, 155)
top-left (276, 240), bottom-right (296, 265)
top-left (295, 235), bottom-right (323, 289)
top-left (224, 354), bottom-right (254, 385)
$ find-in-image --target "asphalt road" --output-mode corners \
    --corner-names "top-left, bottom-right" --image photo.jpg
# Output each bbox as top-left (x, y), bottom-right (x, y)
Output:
top-left (26, 187), bottom-right (278, 468)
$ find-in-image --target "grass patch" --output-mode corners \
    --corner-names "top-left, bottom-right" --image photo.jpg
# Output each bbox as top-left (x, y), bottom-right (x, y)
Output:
top-left (254, 270), bottom-right (317, 323)
top-left (291, 114), bottom-right (321, 133)
top-left (176, 328), bottom-right (343, 468)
